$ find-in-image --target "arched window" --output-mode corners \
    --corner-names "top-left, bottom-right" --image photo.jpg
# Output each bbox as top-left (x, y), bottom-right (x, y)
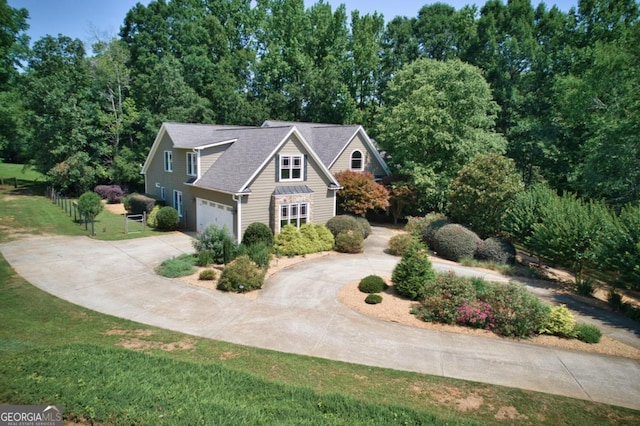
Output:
top-left (350, 150), bottom-right (363, 170)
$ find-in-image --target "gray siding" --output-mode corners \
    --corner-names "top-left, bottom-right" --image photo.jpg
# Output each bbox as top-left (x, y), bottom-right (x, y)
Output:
top-left (331, 133), bottom-right (386, 177)
top-left (199, 144), bottom-right (229, 175)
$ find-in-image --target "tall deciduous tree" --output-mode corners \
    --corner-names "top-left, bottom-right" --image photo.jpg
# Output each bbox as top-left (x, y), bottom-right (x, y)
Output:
top-left (377, 59), bottom-right (506, 211)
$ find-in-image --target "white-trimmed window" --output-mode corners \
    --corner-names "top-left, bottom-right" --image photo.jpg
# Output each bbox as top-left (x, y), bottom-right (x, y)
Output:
top-left (280, 202), bottom-right (308, 229)
top-left (164, 150), bottom-right (173, 172)
top-left (350, 150), bottom-right (363, 170)
top-left (173, 190), bottom-right (183, 217)
top-left (160, 186), bottom-right (166, 200)
top-left (186, 152), bottom-right (197, 177)
top-left (279, 155), bottom-right (303, 181)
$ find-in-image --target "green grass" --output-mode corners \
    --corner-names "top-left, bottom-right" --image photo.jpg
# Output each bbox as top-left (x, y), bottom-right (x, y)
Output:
top-left (155, 253), bottom-right (197, 278)
top-left (459, 257), bottom-right (513, 275)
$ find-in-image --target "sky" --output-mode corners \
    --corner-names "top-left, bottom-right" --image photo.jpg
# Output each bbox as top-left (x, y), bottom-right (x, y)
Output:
top-left (9, 0), bottom-right (580, 50)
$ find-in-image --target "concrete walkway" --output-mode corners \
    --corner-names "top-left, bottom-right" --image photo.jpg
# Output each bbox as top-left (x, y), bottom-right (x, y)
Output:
top-left (1, 229), bottom-right (639, 410)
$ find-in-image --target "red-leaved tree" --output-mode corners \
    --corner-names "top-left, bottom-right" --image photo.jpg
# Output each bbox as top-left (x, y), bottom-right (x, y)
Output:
top-left (335, 170), bottom-right (389, 216)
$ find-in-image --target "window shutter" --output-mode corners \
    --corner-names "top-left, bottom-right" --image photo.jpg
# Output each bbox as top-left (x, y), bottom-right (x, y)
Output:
top-left (275, 155), bottom-right (280, 182)
top-left (304, 155), bottom-right (308, 181)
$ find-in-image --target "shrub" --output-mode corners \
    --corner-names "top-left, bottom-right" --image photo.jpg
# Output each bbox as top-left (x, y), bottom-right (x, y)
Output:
top-left (155, 206), bottom-right (180, 231)
top-left (299, 223), bottom-right (325, 253)
top-left (480, 283), bottom-right (551, 338)
top-left (77, 191), bottom-right (103, 220)
top-left (365, 294), bottom-right (383, 304)
top-left (238, 241), bottom-right (272, 269)
top-left (624, 304), bottom-right (640, 321)
top-left (392, 240), bottom-right (435, 300)
top-left (335, 230), bottom-right (364, 253)
top-left (573, 323), bottom-right (602, 344)
top-left (308, 223), bottom-right (335, 251)
top-left (540, 305), bottom-right (576, 337)
top-left (358, 275), bottom-right (387, 293)
top-left (430, 223), bottom-right (481, 262)
top-left (474, 237), bottom-right (516, 265)
top-left (147, 205), bottom-right (161, 227)
top-left (576, 279), bottom-right (595, 297)
top-left (127, 193), bottom-right (158, 215)
top-left (356, 217), bottom-right (372, 239)
top-left (608, 290), bottom-right (624, 310)
top-left (420, 273), bottom-right (477, 324)
top-left (326, 215), bottom-right (361, 238)
top-left (405, 213), bottom-right (447, 238)
top-left (197, 250), bottom-right (214, 267)
top-left (217, 255), bottom-right (265, 293)
top-left (242, 222), bottom-right (274, 247)
top-left (94, 184), bottom-right (124, 204)
top-left (193, 224), bottom-right (237, 265)
top-left (156, 254), bottom-right (196, 278)
top-left (456, 300), bottom-right (495, 330)
top-left (388, 233), bottom-right (414, 256)
top-left (274, 224), bottom-right (313, 257)
top-left (422, 218), bottom-right (451, 247)
top-left (198, 269), bottom-right (217, 280)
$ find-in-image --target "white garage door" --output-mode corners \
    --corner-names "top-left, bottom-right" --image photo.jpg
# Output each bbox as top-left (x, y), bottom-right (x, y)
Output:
top-left (196, 198), bottom-right (234, 234)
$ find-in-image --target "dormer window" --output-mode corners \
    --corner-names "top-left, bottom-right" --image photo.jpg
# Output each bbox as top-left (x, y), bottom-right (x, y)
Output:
top-left (350, 150), bottom-right (363, 171)
top-left (280, 155), bottom-right (303, 181)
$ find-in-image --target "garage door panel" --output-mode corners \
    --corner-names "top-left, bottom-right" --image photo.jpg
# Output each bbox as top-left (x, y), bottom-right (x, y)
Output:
top-left (196, 198), bottom-right (234, 234)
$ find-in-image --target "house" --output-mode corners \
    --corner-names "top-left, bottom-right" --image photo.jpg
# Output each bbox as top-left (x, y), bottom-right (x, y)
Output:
top-left (141, 120), bottom-right (391, 242)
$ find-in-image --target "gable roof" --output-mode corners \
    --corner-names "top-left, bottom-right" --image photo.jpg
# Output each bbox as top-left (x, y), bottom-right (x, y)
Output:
top-left (262, 120), bottom-right (391, 174)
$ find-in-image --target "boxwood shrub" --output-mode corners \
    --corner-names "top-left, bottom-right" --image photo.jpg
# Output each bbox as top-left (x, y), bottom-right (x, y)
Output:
top-left (126, 193), bottom-right (160, 215)
top-left (573, 323), bottom-right (602, 344)
top-left (421, 218), bottom-right (451, 247)
top-left (155, 206), bottom-right (180, 231)
top-left (365, 294), bottom-right (383, 304)
top-left (242, 222), bottom-right (273, 247)
top-left (326, 215), bottom-right (361, 238)
top-left (358, 275), bottom-right (387, 293)
top-left (430, 223), bottom-right (481, 262)
top-left (217, 255), bottom-right (265, 292)
top-left (475, 237), bottom-right (516, 265)
top-left (334, 230), bottom-right (364, 253)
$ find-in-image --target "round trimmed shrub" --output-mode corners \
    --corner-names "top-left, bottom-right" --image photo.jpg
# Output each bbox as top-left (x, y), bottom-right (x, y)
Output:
top-left (217, 255), bottom-right (265, 292)
top-left (358, 275), bottom-right (387, 293)
top-left (334, 230), bottom-right (364, 253)
top-left (406, 213), bottom-right (448, 237)
top-left (127, 193), bottom-right (158, 214)
top-left (573, 323), bottom-right (602, 344)
top-left (540, 304), bottom-right (576, 337)
top-left (326, 215), bottom-right (361, 238)
top-left (365, 294), bottom-right (383, 304)
top-left (155, 206), bottom-right (180, 231)
top-left (242, 222), bottom-right (274, 247)
top-left (356, 217), bottom-right (372, 239)
top-left (431, 223), bottom-right (481, 262)
top-left (198, 268), bottom-right (217, 280)
top-left (422, 218), bottom-right (451, 247)
top-left (388, 233), bottom-right (413, 256)
top-left (392, 240), bottom-right (435, 300)
top-left (475, 237), bottom-right (516, 265)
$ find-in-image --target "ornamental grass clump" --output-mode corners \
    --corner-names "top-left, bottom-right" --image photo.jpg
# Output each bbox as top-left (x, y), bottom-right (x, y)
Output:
top-left (456, 300), bottom-right (495, 330)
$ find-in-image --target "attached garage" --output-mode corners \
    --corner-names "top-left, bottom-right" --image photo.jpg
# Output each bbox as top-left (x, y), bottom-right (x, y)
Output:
top-left (196, 198), bottom-right (234, 234)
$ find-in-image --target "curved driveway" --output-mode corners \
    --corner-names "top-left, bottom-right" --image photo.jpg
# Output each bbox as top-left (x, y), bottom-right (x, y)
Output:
top-left (1, 228), bottom-right (639, 410)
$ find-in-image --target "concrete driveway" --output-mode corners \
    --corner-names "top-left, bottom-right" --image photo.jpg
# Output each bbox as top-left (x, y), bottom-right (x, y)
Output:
top-left (1, 229), bottom-right (639, 410)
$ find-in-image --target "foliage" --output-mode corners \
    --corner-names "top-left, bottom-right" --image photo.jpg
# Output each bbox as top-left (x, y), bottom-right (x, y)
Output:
top-left (430, 223), bottom-right (481, 262)
top-left (456, 300), bottom-right (495, 330)
top-left (420, 273), bottom-right (478, 324)
top-left (334, 230), bottom-right (364, 254)
top-left (405, 213), bottom-right (447, 238)
top-left (392, 239), bottom-right (435, 300)
top-left (503, 183), bottom-right (557, 248)
top-left (388, 233), bottom-right (414, 256)
top-left (358, 275), bottom-right (387, 294)
top-left (198, 269), bottom-right (216, 281)
top-left (608, 290), bottom-right (624, 311)
top-left (573, 323), bottom-right (602, 344)
top-left (193, 224), bottom-right (237, 265)
top-left (47, 152), bottom-right (97, 196)
top-left (299, 223), bottom-right (334, 253)
top-left (364, 294), bottom-right (383, 304)
top-left (155, 254), bottom-right (196, 278)
top-left (77, 191), bottom-right (103, 220)
top-left (355, 217), bottom-right (372, 239)
top-left (447, 154), bottom-right (524, 238)
top-left (126, 193), bottom-right (157, 215)
top-left (155, 206), bottom-right (179, 231)
top-left (242, 222), bottom-right (274, 248)
top-left (335, 170), bottom-right (389, 216)
top-left (274, 224), bottom-right (333, 257)
top-left (196, 250), bottom-right (213, 267)
top-left (387, 180), bottom-right (417, 224)
top-left (576, 279), bottom-right (595, 297)
top-left (474, 237), bottom-right (516, 265)
top-left (94, 184), bottom-right (124, 204)
top-left (237, 241), bottom-right (272, 269)
top-left (459, 257), bottom-right (512, 276)
top-left (422, 218), bottom-right (451, 248)
top-left (540, 305), bottom-right (576, 337)
top-left (217, 255), bottom-right (265, 293)
top-left (326, 215), bottom-right (362, 238)
top-left (377, 59), bottom-right (506, 210)
top-left (146, 205), bottom-right (160, 228)
top-left (480, 283), bottom-right (551, 338)
top-left (602, 203), bottom-right (640, 289)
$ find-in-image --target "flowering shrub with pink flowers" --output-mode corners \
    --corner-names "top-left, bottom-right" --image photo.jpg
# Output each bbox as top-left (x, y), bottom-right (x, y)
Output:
top-left (456, 300), bottom-right (495, 330)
